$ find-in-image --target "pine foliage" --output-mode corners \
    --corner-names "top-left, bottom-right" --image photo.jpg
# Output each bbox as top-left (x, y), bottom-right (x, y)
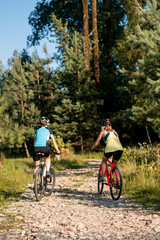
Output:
top-left (120, 0), bottom-right (160, 136)
top-left (52, 30), bottom-right (100, 150)
top-left (0, 51), bottom-right (40, 150)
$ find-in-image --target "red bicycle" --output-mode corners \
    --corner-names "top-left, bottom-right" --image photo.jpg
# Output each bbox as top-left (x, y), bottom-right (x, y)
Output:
top-left (94, 150), bottom-right (122, 200)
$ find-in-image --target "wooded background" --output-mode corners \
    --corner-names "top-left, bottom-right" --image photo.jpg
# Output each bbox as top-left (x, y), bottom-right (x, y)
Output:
top-left (0, 0), bottom-right (159, 157)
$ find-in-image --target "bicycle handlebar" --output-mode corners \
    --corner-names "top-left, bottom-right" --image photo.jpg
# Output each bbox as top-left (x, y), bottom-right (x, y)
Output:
top-left (52, 150), bottom-right (61, 155)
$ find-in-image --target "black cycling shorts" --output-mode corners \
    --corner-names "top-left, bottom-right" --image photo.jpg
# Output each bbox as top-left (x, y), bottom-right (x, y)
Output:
top-left (104, 150), bottom-right (123, 161)
top-left (33, 146), bottom-right (51, 161)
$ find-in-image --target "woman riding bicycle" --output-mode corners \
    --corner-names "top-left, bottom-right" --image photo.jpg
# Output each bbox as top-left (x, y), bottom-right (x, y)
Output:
top-left (90, 118), bottom-right (123, 182)
top-left (33, 116), bottom-right (60, 178)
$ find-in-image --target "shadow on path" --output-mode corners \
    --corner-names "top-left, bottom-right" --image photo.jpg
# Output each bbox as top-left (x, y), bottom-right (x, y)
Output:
top-left (53, 186), bottom-right (142, 212)
top-left (19, 159), bottom-right (160, 216)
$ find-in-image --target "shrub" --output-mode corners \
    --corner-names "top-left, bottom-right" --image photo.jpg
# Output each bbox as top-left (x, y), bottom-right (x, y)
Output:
top-left (121, 143), bottom-right (160, 210)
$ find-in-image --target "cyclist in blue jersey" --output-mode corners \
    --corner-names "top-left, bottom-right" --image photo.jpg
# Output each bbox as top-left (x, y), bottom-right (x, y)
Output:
top-left (90, 118), bottom-right (123, 182)
top-left (33, 116), bottom-right (60, 178)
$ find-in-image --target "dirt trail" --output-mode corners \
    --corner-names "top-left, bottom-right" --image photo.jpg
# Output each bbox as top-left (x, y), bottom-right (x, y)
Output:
top-left (0, 159), bottom-right (160, 240)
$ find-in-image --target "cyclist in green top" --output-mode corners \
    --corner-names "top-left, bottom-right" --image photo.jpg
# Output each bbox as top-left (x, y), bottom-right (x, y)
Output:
top-left (90, 118), bottom-right (123, 182)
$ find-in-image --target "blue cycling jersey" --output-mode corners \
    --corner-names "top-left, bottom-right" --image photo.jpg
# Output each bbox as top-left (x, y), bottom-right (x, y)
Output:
top-left (34, 127), bottom-right (54, 147)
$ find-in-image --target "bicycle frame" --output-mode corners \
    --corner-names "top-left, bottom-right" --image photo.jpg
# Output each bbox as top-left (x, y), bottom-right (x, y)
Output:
top-left (35, 153), bottom-right (47, 186)
top-left (40, 158), bottom-right (46, 185)
top-left (36, 150), bottom-right (58, 184)
top-left (98, 158), bottom-right (119, 185)
top-left (106, 159), bottom-right (114, 185)
top-left (96, 149), bottom-right (122, 200)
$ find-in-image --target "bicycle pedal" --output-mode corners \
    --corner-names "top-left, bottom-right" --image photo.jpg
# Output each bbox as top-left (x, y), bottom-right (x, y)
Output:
top-left (46, 177), bottom-right (52, 183)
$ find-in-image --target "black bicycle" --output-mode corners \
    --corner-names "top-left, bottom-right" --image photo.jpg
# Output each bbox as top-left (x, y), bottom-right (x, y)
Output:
top-left (34, 151), bottom-right (60, 201)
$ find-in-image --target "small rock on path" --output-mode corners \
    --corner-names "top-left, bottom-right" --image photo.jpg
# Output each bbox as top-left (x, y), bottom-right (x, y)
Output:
top-left (0, 159), bottom-right (160, 240)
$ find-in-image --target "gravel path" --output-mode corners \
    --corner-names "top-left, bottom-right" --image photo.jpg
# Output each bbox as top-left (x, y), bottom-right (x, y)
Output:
top-left (0, 159), bottom-right (160, 240)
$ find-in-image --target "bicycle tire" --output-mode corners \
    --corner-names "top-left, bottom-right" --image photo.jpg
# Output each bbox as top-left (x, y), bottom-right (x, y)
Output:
top-left (34, 168), bottom-right (43, 201)
top-left (110, 166), bottom-right (122, 200)
top-left (98, 177), bottom-right (104, 195)
top-left (98, 166), bottom-right (104, 195)
top-left (43, 167), bottom-right (55, 197)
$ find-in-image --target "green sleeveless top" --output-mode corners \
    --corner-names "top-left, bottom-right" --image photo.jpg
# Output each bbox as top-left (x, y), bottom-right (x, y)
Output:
top-left (104, 131), bottom-right (123, 153)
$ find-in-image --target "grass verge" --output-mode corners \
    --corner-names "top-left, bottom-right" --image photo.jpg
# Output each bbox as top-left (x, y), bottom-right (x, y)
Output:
top-left (0, 158), bottom-right (33, 206)
top-left (0, 155), bottom-right (88, 206)
top-left (120, 144), bottom-right (160, 210)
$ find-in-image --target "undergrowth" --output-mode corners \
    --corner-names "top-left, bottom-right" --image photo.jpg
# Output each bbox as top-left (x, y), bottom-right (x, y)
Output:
top-left (120, 143), bottom-right (160, 210)
top-left (0, 158), bottom-right (33, 205)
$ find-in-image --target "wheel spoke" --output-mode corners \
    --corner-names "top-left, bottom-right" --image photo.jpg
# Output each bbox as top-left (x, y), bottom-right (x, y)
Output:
top-left (110, 166), bottom-right (122, 200)
top-left (43, 168), bottom-right (55, 197)
top-left (98, 166), bottom-right (104, 195)
top-left (34, 168), bottom-right (43, 201)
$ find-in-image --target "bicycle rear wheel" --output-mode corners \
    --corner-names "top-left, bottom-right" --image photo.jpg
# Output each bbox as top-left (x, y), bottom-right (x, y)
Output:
top-left (110, 166), bottom-right (122, 200)
top-left (34, 168), bottom-right (43, 201)
top-left (43, 167), bottom-right (55, 197)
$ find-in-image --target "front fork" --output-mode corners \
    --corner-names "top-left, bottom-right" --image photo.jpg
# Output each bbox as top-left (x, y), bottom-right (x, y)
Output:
top-left (41, 160), bottom-right (46, 185)
top-left (98, 164), bottom-right (110, 185)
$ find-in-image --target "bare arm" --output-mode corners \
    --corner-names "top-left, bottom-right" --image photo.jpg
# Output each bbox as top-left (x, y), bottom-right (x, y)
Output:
top-left (91, 131), bottom-right (103, 150)
top-left (51, 136), bottom-right (60, 154)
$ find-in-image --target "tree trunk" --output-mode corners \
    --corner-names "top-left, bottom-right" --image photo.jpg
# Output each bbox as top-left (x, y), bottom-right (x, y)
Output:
top-left (146, 125), bottom-right (152, 146)
top-left (79, 120), bottom-right (84, 152)
top-left (82, 0), bottom-right (90, 71)
top-left (80, 135), bottom-right (84, 152)
top-left (18, 63), bottom-right (30, 158)
top-left (103, 0), bottom-right (113, 71)
top-left (91, 0), bottom-right (100, 89)
top-left (24, 138), bottom-right (30, 158)
top-left (34, 70), bottom-right (41, 109)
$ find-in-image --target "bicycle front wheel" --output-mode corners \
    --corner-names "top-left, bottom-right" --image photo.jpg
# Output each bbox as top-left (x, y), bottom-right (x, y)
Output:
top-left (98, 176), bottom-right (104, 195)
top-left (110, 166), bottom-right (122, 200)
top-left (43, 167), bottom-right (55, 197)
top-left (98, 166), bottom-right (104, 195)
top-left (34, 168), bottom-right (43, 201)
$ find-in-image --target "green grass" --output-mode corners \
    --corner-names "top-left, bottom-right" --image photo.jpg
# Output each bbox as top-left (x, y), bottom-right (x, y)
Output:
top-left (120, 144), bottom-right (160, 210)
top-left (53, 156), bottom-right (88, 172)
top-left (73, 171), bottom-right (94, 178)
top-left (0, 212), bottom-right (24, 231)
top-left (0, 158), bottom-right (33, 205)
top-left (0, 155), bottom-right (88, 206)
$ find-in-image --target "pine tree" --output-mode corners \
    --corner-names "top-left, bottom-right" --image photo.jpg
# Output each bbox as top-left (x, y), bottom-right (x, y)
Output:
top-left (25, 48), bottom-right (55, 118)
top-left (0, 51), bottom-right (40, 156)
top-left (52, 31), bottom-right (100, 151)
top-left (120, 0), bottom-right (160, 137)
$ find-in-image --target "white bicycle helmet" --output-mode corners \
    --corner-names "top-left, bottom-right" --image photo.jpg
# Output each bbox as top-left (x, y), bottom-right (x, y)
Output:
top-left (39, 116), bottom-right (50, 124)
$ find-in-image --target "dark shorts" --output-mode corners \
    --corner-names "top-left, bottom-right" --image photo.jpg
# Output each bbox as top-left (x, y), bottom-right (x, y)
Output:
top-left (33, 146), bottom-right (51, 161)
top-left (104, 150), bottom-right (123, 161)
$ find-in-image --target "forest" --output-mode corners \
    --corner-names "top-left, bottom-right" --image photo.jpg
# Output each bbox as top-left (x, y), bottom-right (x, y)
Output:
top-left (0, 0), bottom-right (160, 157)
